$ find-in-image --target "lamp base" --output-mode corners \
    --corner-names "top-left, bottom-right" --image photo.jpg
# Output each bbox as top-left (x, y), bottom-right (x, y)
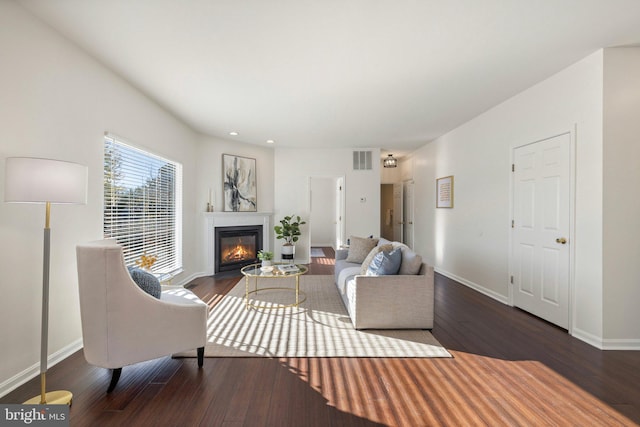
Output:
top-left (24, 390), bottom-right (72, 405)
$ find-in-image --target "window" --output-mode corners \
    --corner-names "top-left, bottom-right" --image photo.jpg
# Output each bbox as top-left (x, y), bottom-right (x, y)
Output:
top-left (104, 134), bottom-right (182, 275)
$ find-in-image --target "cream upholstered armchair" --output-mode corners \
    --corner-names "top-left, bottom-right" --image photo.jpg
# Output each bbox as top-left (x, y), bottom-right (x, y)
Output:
top-left (76, 239), bottom-right (207, 392)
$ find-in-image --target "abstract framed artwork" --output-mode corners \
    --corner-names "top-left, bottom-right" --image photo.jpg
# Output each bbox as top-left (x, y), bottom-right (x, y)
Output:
top-left (436, 175), bottom-right (454, 208)
top-left (223, 154), bottom-right (257, 212)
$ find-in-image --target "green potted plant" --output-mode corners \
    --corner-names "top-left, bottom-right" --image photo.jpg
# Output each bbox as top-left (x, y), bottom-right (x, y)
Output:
top-left (257, 250), bottom-right (274, 267)
top-left (274, 214), bottom-right (306, 262)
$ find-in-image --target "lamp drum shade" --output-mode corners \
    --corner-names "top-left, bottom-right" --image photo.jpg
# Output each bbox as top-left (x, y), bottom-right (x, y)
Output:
top-left (5, 157), bottom-right (87, 204)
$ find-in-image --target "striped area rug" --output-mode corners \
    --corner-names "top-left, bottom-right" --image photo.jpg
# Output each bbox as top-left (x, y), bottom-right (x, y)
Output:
top-left (177, 275), bottom-right (451, 358)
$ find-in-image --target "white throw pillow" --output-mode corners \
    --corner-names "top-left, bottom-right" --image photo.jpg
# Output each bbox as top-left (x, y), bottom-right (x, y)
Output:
top-left (345, 236), bottom-right (379, 264)
top-left (360, 244), bottom-right (393, 274)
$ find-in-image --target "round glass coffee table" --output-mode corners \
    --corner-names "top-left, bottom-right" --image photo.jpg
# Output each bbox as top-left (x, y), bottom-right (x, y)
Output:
top-left (240, 263), bottom-right (308, 310)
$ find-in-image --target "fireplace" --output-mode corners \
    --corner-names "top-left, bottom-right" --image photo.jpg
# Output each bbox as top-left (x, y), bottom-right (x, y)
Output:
top-left (215, 225), bottom-right (263, 273)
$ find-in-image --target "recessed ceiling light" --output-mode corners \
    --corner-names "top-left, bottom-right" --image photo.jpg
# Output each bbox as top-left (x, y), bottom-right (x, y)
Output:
top-left (266, 139), bottom-right (275, 144)
top-left (229, 131), bottom-right (239, 136)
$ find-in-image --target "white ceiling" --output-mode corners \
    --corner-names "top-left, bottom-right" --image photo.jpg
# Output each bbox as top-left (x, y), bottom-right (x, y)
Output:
top-left (17, 0), bottom-right (640, 155)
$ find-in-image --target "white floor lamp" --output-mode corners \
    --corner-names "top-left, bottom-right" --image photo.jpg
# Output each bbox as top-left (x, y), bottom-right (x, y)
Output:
top-left (4, 157), bottom-right (87, 405)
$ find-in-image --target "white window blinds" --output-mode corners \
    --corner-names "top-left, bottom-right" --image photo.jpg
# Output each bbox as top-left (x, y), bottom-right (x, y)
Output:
top-left (103, 134), bottom-right (183, 275)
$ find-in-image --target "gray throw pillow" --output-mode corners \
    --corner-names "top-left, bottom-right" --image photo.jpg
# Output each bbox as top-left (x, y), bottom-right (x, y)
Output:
top-left (366, 247), bottom-right (402, 276)
top-left (345, 236), bottom-right (379, 264)
top-left (127, 266), bottom-right (161, 299)
top-left (398, 248), bottom-right (423, 275)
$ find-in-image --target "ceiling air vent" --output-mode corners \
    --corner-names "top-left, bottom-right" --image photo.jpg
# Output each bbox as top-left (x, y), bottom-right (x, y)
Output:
top-left (353, 151), bottom-right (372, 171)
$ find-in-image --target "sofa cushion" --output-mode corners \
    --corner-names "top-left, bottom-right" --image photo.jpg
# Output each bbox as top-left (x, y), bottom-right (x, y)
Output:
top-left (335, 257), bottom-right (355, 282)
top-left (377, 237), bottom-right (392, 247)
top-left (337, 266), bottom-right (362, 295)
top-left (366, 247), bottom-right (402, 276)
top-left (127, 266), bottom-right (161, 299)
top-left (398, 247), bottom-right (423, 275)
top-left (360, 243), bottom-right (394, 274)
top-left (345, 236), bottom-right (379, 263)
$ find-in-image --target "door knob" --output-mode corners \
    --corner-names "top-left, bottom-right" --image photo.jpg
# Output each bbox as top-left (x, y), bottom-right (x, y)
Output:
top-left (556, 237), bottom-right (567, 244)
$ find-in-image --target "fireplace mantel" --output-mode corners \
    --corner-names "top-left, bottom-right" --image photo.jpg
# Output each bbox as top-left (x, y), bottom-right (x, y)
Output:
top-left (204, 212), bottom-right (272, 275)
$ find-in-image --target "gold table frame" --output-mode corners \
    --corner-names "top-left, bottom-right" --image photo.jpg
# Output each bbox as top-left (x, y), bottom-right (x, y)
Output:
top-left (240, 263), bottom-right (308, 310)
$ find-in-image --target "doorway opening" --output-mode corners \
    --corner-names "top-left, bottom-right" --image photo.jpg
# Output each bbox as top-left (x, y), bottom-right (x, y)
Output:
top-left (380, 181), bottom-right (414, 245)
top-left (380, 184), bottom-right (394, 240)
top-left (309, 176), bottom-right (345, 252)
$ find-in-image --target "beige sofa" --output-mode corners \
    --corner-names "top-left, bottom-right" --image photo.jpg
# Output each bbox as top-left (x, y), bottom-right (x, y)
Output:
top-left (334, 238), bottom-right (434, 330)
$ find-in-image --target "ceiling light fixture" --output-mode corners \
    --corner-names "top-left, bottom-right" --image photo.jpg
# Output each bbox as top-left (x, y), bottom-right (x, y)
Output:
top-left (383, 154), bottom-right (398, 168)
top-left (266, 139), bottom-right (275, 144)
top-left (229, 131), bottom-right (239, 136)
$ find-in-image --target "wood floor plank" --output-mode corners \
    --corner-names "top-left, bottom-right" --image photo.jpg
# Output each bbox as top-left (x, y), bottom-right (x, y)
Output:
top-left (186, 358), bottom-right (238, 426)
top-left (240, 358), bottom-right (279, 426)
top-left (2, 249), bottom-right (639, 426)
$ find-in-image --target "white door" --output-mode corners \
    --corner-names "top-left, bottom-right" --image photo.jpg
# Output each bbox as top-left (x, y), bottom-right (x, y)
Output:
top-left (392, 183), bottom-right (403, 242)
top-left (403, 181), bottom-right (415, 248)
top-left (335, 177), bottom-right (345, 247)
top-left (512, 133), bottom-right (571, 329)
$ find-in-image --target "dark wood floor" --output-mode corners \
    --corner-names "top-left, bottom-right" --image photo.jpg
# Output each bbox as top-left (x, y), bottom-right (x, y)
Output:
top-left (3, 247), bottom-right (640, 426)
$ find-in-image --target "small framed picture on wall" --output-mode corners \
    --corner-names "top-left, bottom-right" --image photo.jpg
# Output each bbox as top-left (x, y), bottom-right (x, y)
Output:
top-left (436, 175), bottom-right (454, 208)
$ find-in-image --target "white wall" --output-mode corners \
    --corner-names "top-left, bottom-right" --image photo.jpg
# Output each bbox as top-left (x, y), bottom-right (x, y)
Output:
top-left (0, 2), bottom-right (199, 395)
top-left (408, 51), bottom-right (606, 344)
top-left (380, 160), bottom-right (402, 184)
top-left (194, 136), bottom-right (275, 269)
top-left (274, 148), bottom-right (380, 262)
top-left (602, 47), bottom-right (640, 345)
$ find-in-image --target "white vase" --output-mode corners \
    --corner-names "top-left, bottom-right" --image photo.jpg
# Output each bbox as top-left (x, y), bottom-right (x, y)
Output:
top-left (261, 260), bottom-right (272, 267)
top-left (281, 244), bottom-right (295, 263)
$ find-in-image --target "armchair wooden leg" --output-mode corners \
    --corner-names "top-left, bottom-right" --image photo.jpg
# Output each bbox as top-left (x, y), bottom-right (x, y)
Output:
top-left (107, 368), bottom-right (122, 393)
top-left (197, 347), bottom-right (204, 368)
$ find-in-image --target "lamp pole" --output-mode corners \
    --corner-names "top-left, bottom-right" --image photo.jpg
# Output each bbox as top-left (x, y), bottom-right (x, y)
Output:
top-left (24, 201), bottom-right (73, 405)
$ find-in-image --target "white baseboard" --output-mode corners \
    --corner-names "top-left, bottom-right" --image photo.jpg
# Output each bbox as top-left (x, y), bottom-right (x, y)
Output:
top-left (600, 338), bottom-right (640, 350)
top-left (436, 269), bottom-right (640, 351)
top-left (0, 338), bottom-right (83, 399)
top-left (435, 267), bottom-right (510, 305)
top-left (571, 327), bottom-right (605, 349)
top-left (569, 328), bottom-right (640, 350)
top-left (177, 271), bottom-right (206, 287)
